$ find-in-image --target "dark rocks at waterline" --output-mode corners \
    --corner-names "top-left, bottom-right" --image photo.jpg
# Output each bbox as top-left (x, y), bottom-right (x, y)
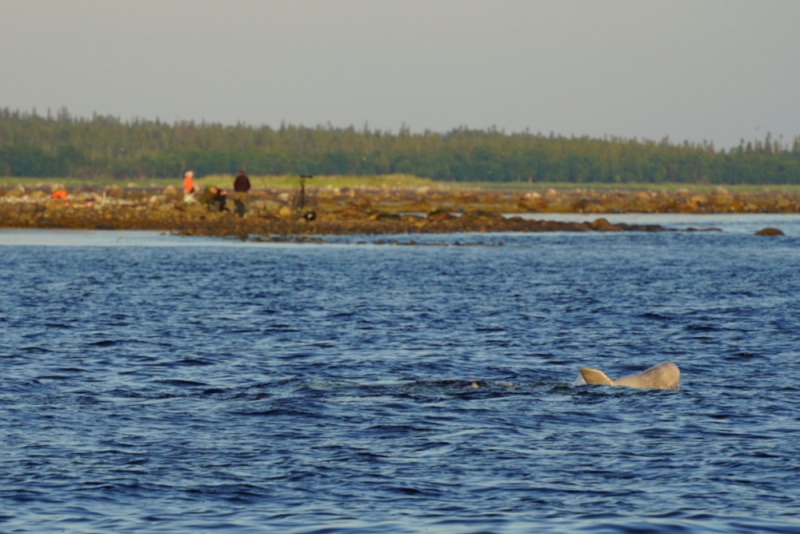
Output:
top-left (755, 227), bottom-right (785, 236)
top-left (0, 201), bottom-right (670, 236)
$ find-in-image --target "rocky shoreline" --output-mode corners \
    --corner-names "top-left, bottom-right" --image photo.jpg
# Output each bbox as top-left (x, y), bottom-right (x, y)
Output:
top-left (1, 183), bottom-right (797, 238)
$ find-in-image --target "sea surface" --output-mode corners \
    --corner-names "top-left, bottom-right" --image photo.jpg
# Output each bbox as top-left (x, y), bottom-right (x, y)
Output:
top-left (2, 215), bottom-right (800, 533)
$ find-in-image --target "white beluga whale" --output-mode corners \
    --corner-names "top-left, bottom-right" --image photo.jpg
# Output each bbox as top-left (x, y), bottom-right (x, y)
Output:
top-left (578, 361), bottom-right (680, 390)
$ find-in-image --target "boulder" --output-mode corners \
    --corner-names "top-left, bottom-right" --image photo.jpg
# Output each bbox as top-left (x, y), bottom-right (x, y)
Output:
top-left (105, 185), bottom-right (124, 198)
top-left (44, 199), bottom-right (68, 210)
top-left (427, 209), bottom-right (450, 221)
top-left (185, 204), bottom-right (207, 215)
top-left (339, 208), bottom-right (366, 219)
top-left (590, 218), bottom-right (619, 231)
top-left (74, 192), bottom-right (96, 201)
top-left (755, 228), bottom-right (784, 236)
top-left (465, 210), bottom-right (502, 220)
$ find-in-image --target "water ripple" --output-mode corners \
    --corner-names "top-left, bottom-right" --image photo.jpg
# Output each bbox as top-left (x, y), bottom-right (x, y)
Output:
top-left (2, 230), bottom-right (800, 532)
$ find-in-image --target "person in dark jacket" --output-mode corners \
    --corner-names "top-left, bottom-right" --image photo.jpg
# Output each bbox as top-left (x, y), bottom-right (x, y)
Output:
top-left (232, 170), bottom-right (251, 216)
top-left (233, 170), bottom-right (251, 193)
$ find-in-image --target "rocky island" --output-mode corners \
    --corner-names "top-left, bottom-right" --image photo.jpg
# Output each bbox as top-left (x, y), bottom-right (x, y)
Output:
top-left (2, 181), bottom-right (797, 239)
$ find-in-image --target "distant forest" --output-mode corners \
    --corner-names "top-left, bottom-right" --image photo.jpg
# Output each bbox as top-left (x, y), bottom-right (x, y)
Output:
top-left (2, 108), bottom-right (800, 184)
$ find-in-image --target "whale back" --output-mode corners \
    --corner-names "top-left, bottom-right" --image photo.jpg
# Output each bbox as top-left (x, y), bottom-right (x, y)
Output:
top-left (580, 361), bottom-right (680, 390)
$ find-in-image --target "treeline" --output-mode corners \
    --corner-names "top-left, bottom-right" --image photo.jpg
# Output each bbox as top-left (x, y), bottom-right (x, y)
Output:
top-left (2, 107), bottom-right (800, 184)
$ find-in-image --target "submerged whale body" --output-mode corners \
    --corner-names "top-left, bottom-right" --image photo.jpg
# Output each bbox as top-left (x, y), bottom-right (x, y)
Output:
top-left (579, 361), bottom-right (680, 390)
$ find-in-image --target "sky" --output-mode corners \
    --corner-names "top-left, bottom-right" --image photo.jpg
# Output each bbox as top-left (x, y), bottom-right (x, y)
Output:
top-left (1, 0), bottom-right (798, 149)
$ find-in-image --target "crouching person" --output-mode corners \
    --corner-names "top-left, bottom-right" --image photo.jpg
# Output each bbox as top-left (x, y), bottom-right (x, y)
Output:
top-left (198, 187), bottom-right (228, 212)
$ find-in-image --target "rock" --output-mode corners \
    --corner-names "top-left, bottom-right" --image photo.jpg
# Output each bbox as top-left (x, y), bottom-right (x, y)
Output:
top-left (566, 222), bottom-right (591, 232)
top-left (44, 199), bottom-right (67, 210)
top-left (339, 208), bottom-right (366, 219)
top-left (755, 228), bottom-right (784, 236)
top-left (105, 185), bottom-right (124, 198)
top-left (590, 218), bottom-right (619, 231)
top-left (278, 205), bottom-right (293, 218)
top-left (29, 191), bottom-right (48, 200)
top-left (254, 200), bottom-right (282, 213)
top-left (465, 210), bottom-right (502, 220)
top-left (427, 209), bottom-right (450, 221)
top-left (185, 204), bottom-right (207, 215)
top-left (74, 192), bottom-right (96, 201)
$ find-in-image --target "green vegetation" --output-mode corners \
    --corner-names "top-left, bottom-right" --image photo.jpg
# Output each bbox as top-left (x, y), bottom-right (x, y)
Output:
top-left (196, 173), bottom-right (436, 190)
top-left (2, 108), bottom-right (799, 184)
top-left (0, 177), bottom-right (180, 188)
top-left (8, 174), bottom-right (800, 195)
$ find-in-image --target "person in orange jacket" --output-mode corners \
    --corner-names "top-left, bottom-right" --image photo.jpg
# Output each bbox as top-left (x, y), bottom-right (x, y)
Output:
top-left (183, 171), bottom-right (198, 203)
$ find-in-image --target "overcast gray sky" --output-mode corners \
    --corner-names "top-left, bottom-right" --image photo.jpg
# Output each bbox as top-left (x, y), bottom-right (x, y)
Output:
top-left (1, 0), bottom-right (798, 149)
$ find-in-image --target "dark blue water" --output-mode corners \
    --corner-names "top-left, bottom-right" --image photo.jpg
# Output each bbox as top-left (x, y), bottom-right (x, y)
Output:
top-left (2, 225), bottom-right (800, 533)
